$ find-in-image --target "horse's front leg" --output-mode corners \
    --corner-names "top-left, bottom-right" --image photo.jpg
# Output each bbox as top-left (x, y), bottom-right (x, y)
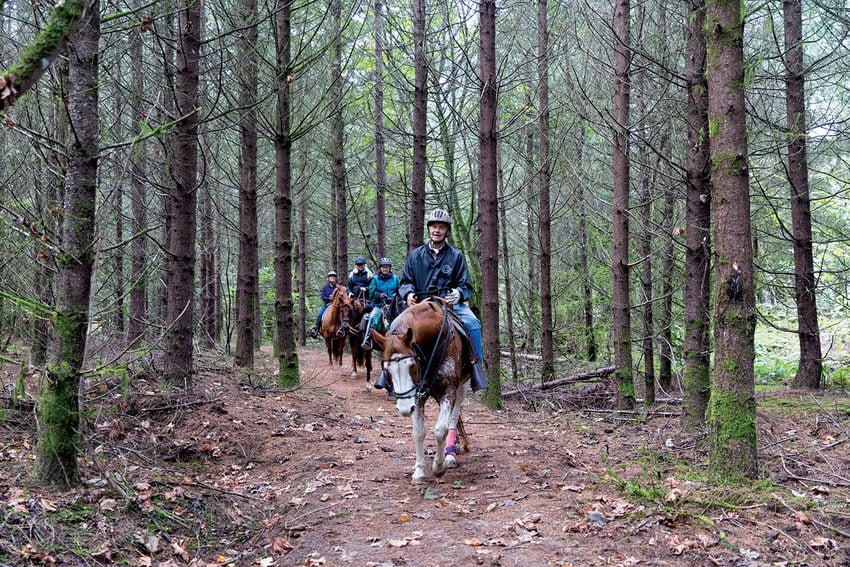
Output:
top-left (432, 396), bottom-right (454, 477)
top-left (444, 386), bottom-right (465, 469)
top-left (411, 405), bottom-right (427, 484)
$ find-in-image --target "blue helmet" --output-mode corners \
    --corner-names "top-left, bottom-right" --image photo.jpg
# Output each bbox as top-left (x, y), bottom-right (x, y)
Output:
top-left (378, 257), bottom-right (392, 267)
top-left (355, 256), bottom-right (367, 265)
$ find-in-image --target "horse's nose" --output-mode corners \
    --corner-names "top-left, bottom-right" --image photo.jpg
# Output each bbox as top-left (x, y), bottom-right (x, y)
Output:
top-left (397, 404), bottom-right (415, 417)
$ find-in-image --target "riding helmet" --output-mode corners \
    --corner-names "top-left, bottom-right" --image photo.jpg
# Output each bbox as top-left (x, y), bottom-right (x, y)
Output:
top-left (355, 256), bottom-right (367, 265)
top-left (427, 209), bottom-right (452, 227)
top-left (327, 270), bottom-right (337, 277)
top-left (378, 257), bottom-right (392, 267)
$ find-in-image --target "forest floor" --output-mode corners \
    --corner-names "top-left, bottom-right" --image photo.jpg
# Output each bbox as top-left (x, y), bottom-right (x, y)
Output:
top-left (1, 345), bottom-right (849, 567)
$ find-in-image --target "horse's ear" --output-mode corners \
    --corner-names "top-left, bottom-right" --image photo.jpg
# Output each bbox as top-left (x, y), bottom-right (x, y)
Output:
top-left (403, 327), bottom-right (414, 345)
top-left (372, 330), bottom-right (386, 349)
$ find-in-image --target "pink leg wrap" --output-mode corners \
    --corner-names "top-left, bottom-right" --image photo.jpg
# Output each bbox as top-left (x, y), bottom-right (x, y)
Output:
top-left (445, 428), bottom-right (458, 457)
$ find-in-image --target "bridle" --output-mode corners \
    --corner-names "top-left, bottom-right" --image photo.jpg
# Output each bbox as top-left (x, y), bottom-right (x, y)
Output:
top-left (383, 300), bottom-right (453, 400)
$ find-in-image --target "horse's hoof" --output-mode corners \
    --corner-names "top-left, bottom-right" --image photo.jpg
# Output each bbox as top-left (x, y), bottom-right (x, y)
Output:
top-left (412, 475), bottom-right (427, 485)
top-left (365, 382), bottom-right (372, 392)
top-left (351, 373), bottom-right (357, 380)
top-left (444, 454), bottom-right (458, 469)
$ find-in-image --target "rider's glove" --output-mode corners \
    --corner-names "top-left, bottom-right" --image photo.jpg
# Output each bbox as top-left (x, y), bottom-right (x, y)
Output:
top-left (446, 288), bottom-right (461, 305)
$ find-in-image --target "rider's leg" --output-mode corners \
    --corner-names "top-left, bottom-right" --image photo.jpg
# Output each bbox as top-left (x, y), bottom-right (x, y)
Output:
top-left (454, 304), bottom-right (488, 392)
top-left (310, 304), bottom-right (327, 338)
top-left (361, 307), bottom-right (380, 350)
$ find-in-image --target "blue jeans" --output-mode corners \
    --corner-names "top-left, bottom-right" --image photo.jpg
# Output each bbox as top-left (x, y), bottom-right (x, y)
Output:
top-left (315, 303), bottom-right (329, 326)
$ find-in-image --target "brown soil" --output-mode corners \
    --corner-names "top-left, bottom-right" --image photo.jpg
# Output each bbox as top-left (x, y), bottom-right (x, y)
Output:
top-left (1, 346), bottom-right (849, 566)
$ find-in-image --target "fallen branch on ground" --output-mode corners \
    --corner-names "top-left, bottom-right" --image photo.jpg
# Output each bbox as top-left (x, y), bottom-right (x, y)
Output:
top-left (502, 366), bottom-right (616, 398)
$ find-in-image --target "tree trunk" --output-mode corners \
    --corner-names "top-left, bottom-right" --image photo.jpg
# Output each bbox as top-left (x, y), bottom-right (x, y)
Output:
top-left (128, 4), bottom-right (148, 349)
top-left (37, 0), bottom-right (99, 489)
top-left (331, 0), bottom-right (348, 276)
top-left (612, 0), bottom-right (635, 410)
top-left (479, 0), bottom-right (500, 409)
top-left (235, 0), bottom-right (259, 367)
top-left (537, 0), bottom-right (554, 385)
top-left (575, 119), bottom-right (597, 362)
top-left (164, 0), bottom-right (201, 386)
top-left (498, 158), bottom-right (518, 385)
top-left (410, 0), bottom-right (426, 249)
top-left (297, 201), bottom-right (307, 346)
top-left (374, 0), bottom-right (387, 259)
top-left (784, 0), bottom-right (822, 390)
top-left (682, 0), bottom-right (711, 430)
top-left (706, 0), bottom-right (758, 480)
top-left (199, 182), bottom-right (218, 347)
top-left (275, 0), bottom-right (299, 385)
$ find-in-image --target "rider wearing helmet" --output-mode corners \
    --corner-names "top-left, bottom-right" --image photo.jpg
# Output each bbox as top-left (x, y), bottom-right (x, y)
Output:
top-left (308, 270), bottom-right (339, 338)
top-left (346, 256), bottom-right (373, 299)
top-left (361, 258), bottom-right (400, 350)
top-left (385, 208), bottom-right (487, 392)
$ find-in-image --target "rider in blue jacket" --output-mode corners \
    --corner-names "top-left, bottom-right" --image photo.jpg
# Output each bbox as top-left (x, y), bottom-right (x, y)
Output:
top-left (375, 209), bottom-right (488, 392)
top-left (360, 257), bottom-right (399, 350)
top-left (308, 271), bottom-right (339, 338)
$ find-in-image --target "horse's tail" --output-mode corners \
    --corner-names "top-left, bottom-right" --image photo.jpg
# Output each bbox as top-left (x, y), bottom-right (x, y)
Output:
top-left (457, 415), bottom-right (470, 454)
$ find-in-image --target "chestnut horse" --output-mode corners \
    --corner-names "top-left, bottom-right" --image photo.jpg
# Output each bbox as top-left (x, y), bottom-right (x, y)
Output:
top-left (319, 286), bottom-right (352, 368)
top-left (342, 288), bottom-right (373, 389)
top-left (371, 298), bottom-right (471, 484)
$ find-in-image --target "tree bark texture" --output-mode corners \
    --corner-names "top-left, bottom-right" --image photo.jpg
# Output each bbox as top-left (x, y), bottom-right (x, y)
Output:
top-left (706, 0), bottom-right (758, 479)
top-left (37, 0), bottom-right (99, 490)
top-left (612, 0), bottom-right (635, 410)
top-left (374, 0), bottom-right (387, 259)
top-left (128, 11), bottom-right (148, 348)
top-left (682, 0), bottom-right (712, 430)
top-left (410, 0), bottom-right (426, 249)
top-left (479, 0), bottom-right (501, 408)
top-left (331, 0), bottom-right (348, 277)
top-left (538, 0), bottom-right (554, 385)
top-left (235, 0), bottom-right (260, 367)
top-left (275, 0), bottom-right (299, 386)
top-left (784, 0), bottom-right (822, 390)
top-left (164, 0), bottom-right (201, 386)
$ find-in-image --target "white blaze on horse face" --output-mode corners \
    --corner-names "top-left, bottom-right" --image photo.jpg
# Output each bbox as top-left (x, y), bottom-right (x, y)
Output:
top-left (386, 354), bottom-right (417, 416)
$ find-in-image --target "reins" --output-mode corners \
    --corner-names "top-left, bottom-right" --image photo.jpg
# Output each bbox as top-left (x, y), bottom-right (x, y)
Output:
top-left (386, 299), bottom-right (453, 400)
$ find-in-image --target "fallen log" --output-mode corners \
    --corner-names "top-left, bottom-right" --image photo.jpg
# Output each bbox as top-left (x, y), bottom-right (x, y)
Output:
top-left (502, 365), bottom-right (617, 398)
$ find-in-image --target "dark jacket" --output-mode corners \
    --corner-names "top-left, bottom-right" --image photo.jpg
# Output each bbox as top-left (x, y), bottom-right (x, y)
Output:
top-left (346, 268), bottom-right (373, 297)
top-left (399, 243), bottom-right (473, 303)
top-left (321, 283), bottom-right (337, 304)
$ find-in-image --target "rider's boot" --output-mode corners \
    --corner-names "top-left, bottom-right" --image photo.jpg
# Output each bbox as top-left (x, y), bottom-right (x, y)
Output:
top-left (470, 362), bottom-right (488, 392)
top-left (308, 325), bottom-right (319, 339)
top-left (374, 369), bottom-right (389, 390)
top-left (361, 334), bottom-right (373, 351)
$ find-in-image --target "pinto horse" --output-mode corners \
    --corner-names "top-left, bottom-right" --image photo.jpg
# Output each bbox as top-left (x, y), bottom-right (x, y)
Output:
top-left (319, 286), bottom-right (353, 368)
top-left (371, 298), bottom-right (471, 484)
top-left (342, 289), bottom-right (373, 389)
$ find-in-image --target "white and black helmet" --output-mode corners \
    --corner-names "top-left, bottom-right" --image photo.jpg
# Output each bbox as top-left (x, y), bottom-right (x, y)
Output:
top-left (427, 209), bottom-right (452, 227)
top-left (326, 270), bottom-right (337, 277)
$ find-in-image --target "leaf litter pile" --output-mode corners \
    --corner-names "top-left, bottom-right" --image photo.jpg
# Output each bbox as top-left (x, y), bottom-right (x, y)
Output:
top-left (1, 347), bottom-right (848, 566)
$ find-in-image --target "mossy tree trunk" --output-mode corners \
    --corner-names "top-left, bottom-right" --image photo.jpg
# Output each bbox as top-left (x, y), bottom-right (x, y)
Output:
top-left (705, 0), bottom-right (758, 480)
top-left (36, 0), bottom-right (100, 490)
top-left (611, 0), bottom-right (635, 410)
top-left (682, 0), bottom-right (712, 430)
top-left (274, 0), bottom-right (299, 386)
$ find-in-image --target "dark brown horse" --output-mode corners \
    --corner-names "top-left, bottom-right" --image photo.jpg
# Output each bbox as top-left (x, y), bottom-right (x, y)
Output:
top-left (319, 286), bottom-right (351, 369)
top-left (342, 288), bottom-right (373, 389)
top-left (371, 298), bottom-right (471, 484)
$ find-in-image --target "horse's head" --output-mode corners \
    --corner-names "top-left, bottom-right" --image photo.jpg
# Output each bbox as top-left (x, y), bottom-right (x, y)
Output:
top-left (371, 300), bottom-right (448, 416)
